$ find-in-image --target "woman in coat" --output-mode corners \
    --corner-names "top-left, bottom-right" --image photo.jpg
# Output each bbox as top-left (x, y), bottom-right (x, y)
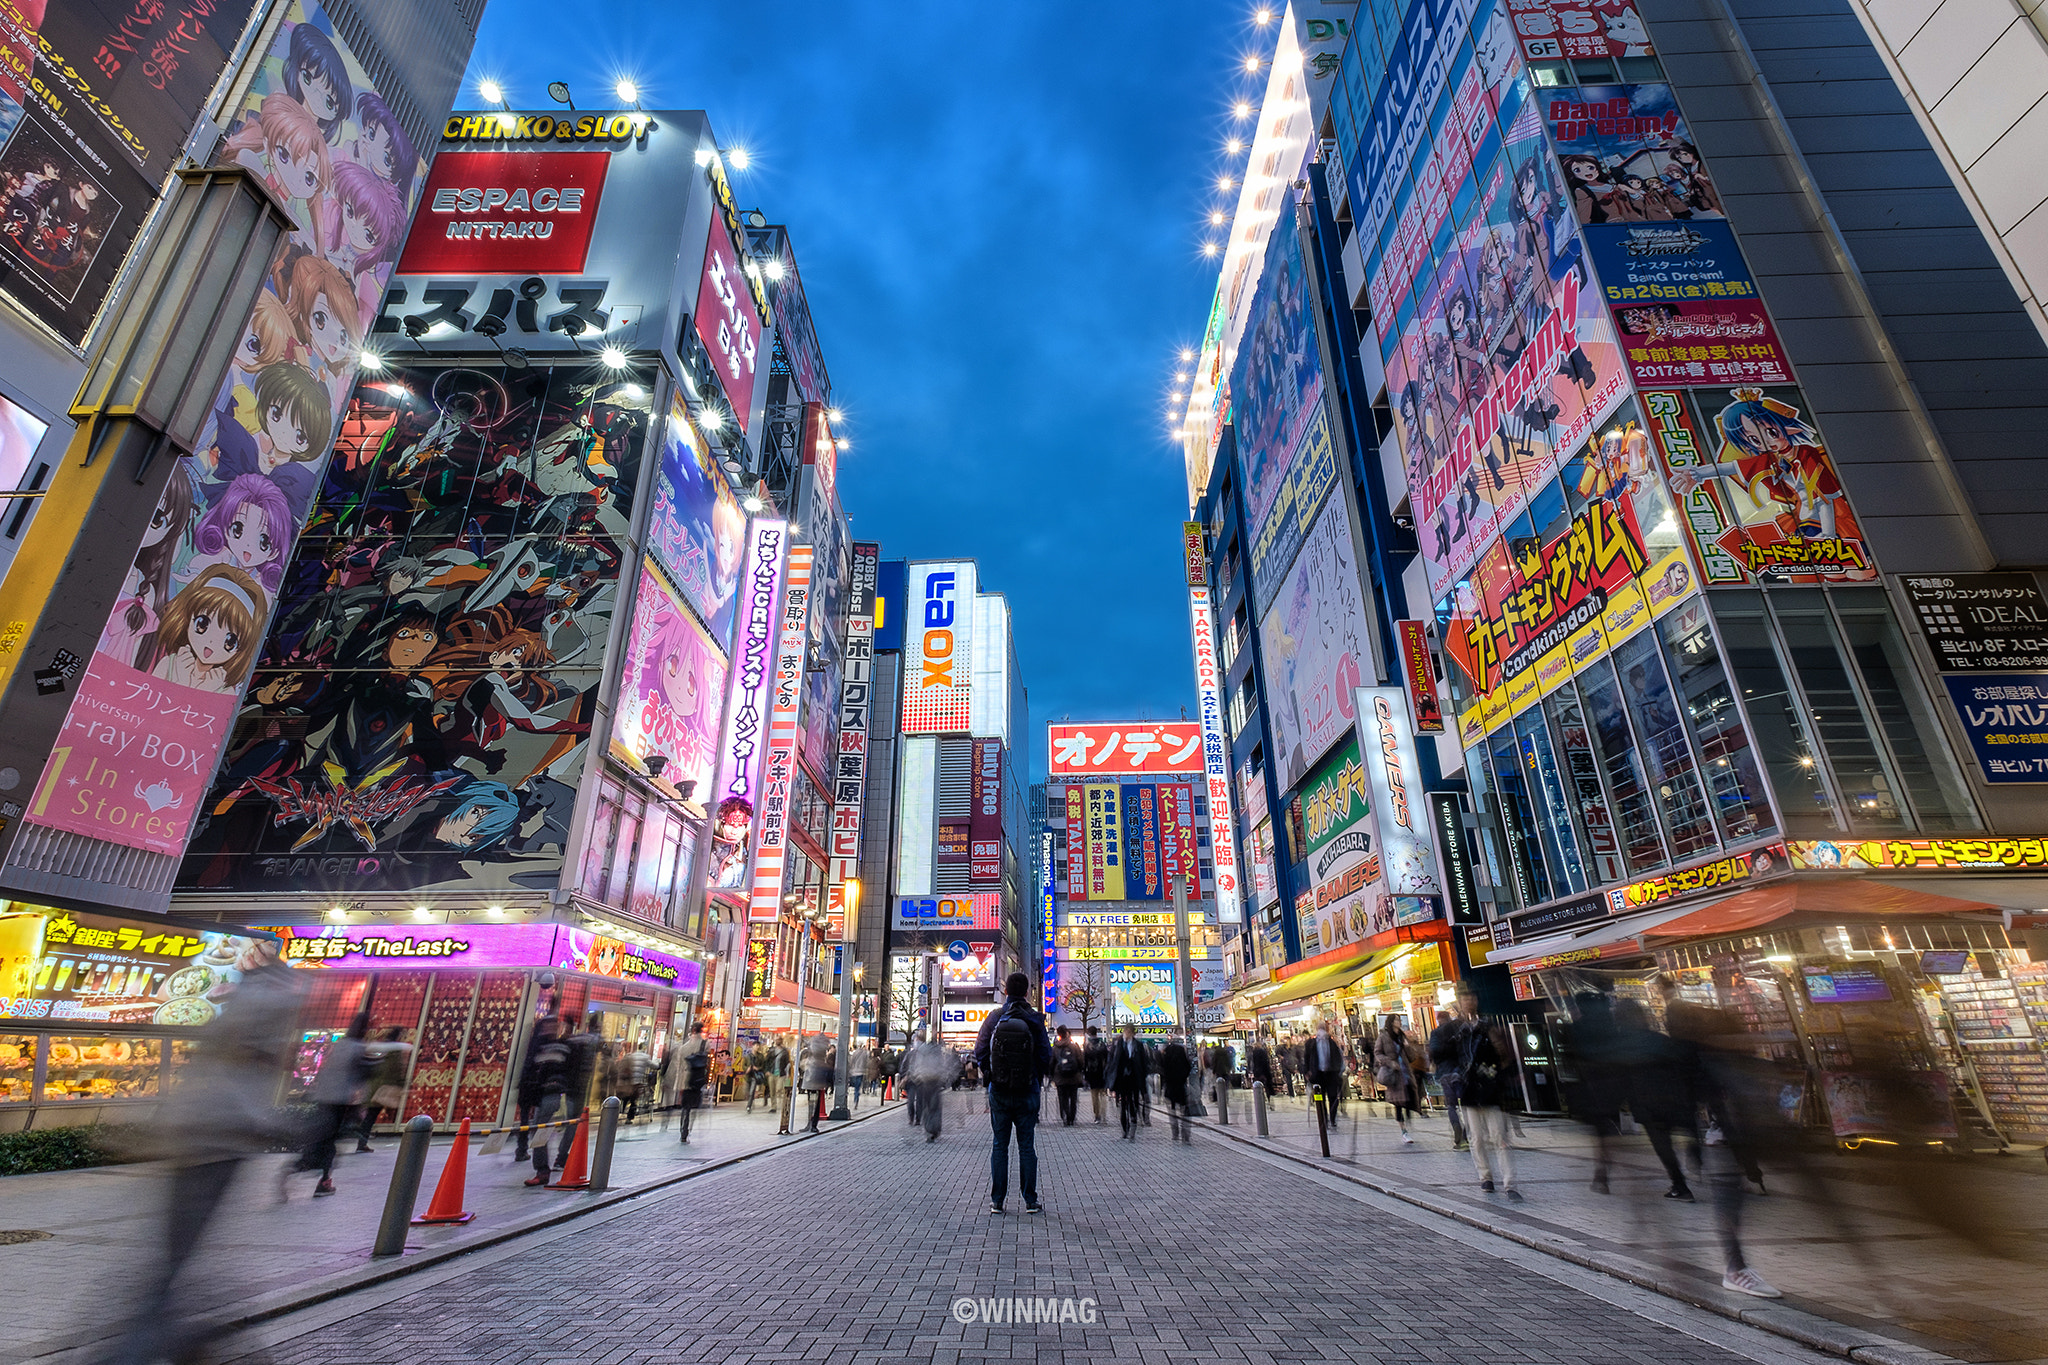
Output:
top-left (1374, 1016), bottom-right (1420, 1144)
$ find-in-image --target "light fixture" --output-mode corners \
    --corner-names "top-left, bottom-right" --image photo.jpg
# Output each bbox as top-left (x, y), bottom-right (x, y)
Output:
top-left (742, 494), bottom-right (764, 512)
top-left (1244, 54), bottom-right (1262, 72)
top-left (600, 345), bottom-right (627, 368)
top-left (1180, 348), bottom-right (1194, 362)
top-left (1174, 371), bottom-right (1188, 382)
top-left (478, 79), bottom-right (503, 104)
top-left (835, 438), bottom-right (849, 451)
top-left (698, 405), bottom-right (724, 429)
top-left (1227, 138), bottom-right (1244, 154)
top-left (1217, 175), bottom-right (1235, 190)
top-left (413, 906), bottom-right (433, 922)
top-left (487, 905), bottom-right (505, 918)
top-left (327, 906), bottom-right (347, 921)
top-left (1202, 241), bottom-right (1220, 257)
top-left (826, 406), bottom-right (845, 424)
top-left (764, 259), bottom-right (785, 281)
top-left (357, 349), bottom-right (383, 371)
top-left (619, 382), bottom-right (644, 399)
top-left (1233, 100), bottom-right (1252, 119)
top-left (547, 81), bottom-right (573, 109)
top-left (496, 111), bottom-right (516, 132)
top-left (1255, 7), bottom-right (1273, 25)
top-left (694, 147), bottom-right (713, 167)
top-left (615, 77), bottom-right (639, 103)
top-left (1209, 210), bottom-right (1226, 225)
top-left (728, 147), bottom-right (751, 169)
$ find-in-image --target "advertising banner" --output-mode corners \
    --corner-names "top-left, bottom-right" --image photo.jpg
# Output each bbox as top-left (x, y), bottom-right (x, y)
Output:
top-left (1297, 735), bottom-right (1380, 956)
top-left (271, 922), bottom-right (700, 992)
top-left (1123, 783), bottom-right (1162, 901)
top-left (827, 542), bottom-right (879, 890)
top-left (970, 737), bottom-right (1003, 886)
top-left (645, 394), bottom-right (745, 648)
top-left (1646, 387), bottom-right (1874, 584)
top-left (1788, 836), bottom-right (2048, 871)
top-left (1161, 782), bottom-right (1198, 896)
top-left (708, 521), bottom-right (786, 891)
top-left (610, 558), bottom-right (728, 797)
top-left (398, 150), bottom-right (608, 275)
top-left (1064, 783), bottom-right (1086, 898)
top-left (1048, 722), bottom-right (1204, 777)
top-left (0, 906), bottom-right (274, 1028)
top-left (1584, 221), bottom-right (1792, 388)
top-left (1040, 829), bottom-right (1057, 1009)
top-left (1109, 963), bottom-right (1179, 1027)
top-left (1509, 0), bottom-right (1654, 60)
top-left (892, 892), bottom-right (1001, 932)
top-left (1259, 493), bottom-right (1375, 791)
top-left (1604, 842), bottom-right (1787, 911)
top-left (937, 821), bottom-right (968, 868)
top-left (1250, 406), bottom-right (1340, 615)
top-left (165, 363), bottom-right (634, 894)
top-left (744, 923), bottom-right (773, 999)
top-left (901, 560), bottom-right (974, 734)
top-left (1397, 620), bottom-right (1444, 732)
top-left (1082, 783), bottom-right (1125, 901)
top-left (1901, 574), bottom-right (2048, 673)
top-left (747, 544), bottom-right (813, 919)
top-left (1233, 209), bottom-right (1327, 575)
top-left (1249, 818), bottom-right (1278, 909)
top-left (1183, 521), bottom-right (1207, 587)
top-left (1346, 0), bottom-right (1488, 255)
top-left (1943, 675), bottom-right (2048, 783)
top-left (1188, 586), bottom-right (1241, 921)
top-left (1357, 687), bottom-right (1442, 902)
top-left (771, 257), bottom-right (831, 406)
top-left (694, 214), bottom-right (761, 434)
top-left (1429, 791), bottom-right (1485, 925)
top-left (32, 2), bottom-right (431, 857)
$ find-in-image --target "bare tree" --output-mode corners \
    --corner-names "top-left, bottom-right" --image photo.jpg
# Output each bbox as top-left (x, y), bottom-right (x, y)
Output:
top-left (887, 966), bottom-right (920, 1045)
top-left (1060, 960), bottom-right (1109, 1033)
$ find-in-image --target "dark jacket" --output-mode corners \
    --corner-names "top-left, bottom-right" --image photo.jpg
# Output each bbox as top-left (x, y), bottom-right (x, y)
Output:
top-left (1459, 1020), bottom-right (1511, 1108)
top-left (1427, 1018), bottom-right (1467, 1101)
top-left (1052, 1039), bottom-right (1084, 1089)
top-left (1300, 1032), bottom-right (1345, 1086)
top-left (971, 997), bottom-right (1055, 1090)
top-left (1104, 1035), bottom-right (1151, 1093)
top-left (1082, 1036), bottom-right (1109, 1087)
top-left (1158, 1041), bottom-right (1193, 1105)
top-left (524, 1028), bottom-right (573, 1098)
top-left (1249, 1043), bottom-right (1275, 1089)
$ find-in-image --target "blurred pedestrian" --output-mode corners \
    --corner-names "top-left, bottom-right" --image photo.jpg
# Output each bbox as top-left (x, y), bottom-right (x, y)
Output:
top-left (1280, 1039), bottom-right (1300, 1098)
top-left (1083, 1025), bottom-right (1110, 1123)
top-left (1616, 993), bottom-right (1698, 1201)
top-left (744, 1041), bottom-right (770, 1112)
top-left (856, 1043), bottom-right (881, 1107)
top-left (1302, 1021), bottom-right (1345, 1129)
top-left (1455, 987), bottom-right (1520, 1200)
top-left (1375, 1016), bottom-right (1420, 1144)
top-left (974, 972), bottom-right (1054, 1213)
top-left (1249, 1034), bottom-right (1275, 1100)
top-left (524, 1018), bottom-right (575, 1185)
top-left (354, 1026), bottom-right (412, 1151)
top-left (1106, 1023), bottom-right (1151, 1139)
top-left (879, 1044), bottom-right (900, 1102)
top-left (1206, 1041), bottom-right (1234, 1125)
top-left (903, 1028), bottom-right (953, 1141)
top-left (284, 1012), bottom-right (372, 1197)
top-left (1159, 1032), bottom-right (1194, 1143)
top-left (676, 1022), bottom-right (710, 1143)
top-left (1052, 1025), bottom-right (1084, 1125)
top-left (800, 1033), bottom-right (831, 1132)
top-left (615, 1040), bottom-right (653, 1122)
top-left (1428, 1010), bottom-right (1470, 1151)
top-left (1562, 990), bottom-right (1627, 1192)
top-left (515, 1014), bottom-right (563, 1162)
top-left (564, 1013), bottom-right (605, 1121)
top-left (766, 1032), bottom-right (792, 1115)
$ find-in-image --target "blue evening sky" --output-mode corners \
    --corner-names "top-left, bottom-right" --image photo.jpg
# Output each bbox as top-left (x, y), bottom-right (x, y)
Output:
top-left (464, 1), bottom-right (1264, 776)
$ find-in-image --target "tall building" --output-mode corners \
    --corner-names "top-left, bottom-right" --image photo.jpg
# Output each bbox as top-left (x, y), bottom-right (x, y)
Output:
top-left (1182, 0), bottom-right (2048, 1140)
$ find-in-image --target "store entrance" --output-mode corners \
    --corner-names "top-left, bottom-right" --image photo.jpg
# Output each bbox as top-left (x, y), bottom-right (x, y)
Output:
top-left (585, 1004), bottom-right (653, 1110)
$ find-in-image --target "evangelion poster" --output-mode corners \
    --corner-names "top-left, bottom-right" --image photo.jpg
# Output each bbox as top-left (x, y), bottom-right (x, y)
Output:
top-left (174, 360), bottom-right (644, 893)
top-left (1645, 386), bottom-right (1874, 584)
top-left (24, 1), bottom-right (427, 856)
top-left (610, 557), bottom-right (728, 796)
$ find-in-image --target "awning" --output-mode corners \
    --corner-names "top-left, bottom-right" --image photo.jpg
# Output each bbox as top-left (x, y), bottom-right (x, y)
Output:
top-left (1494, 902), bottom-right (1703, 969)
top-left (1641, 879), bottom-right (1996, 944)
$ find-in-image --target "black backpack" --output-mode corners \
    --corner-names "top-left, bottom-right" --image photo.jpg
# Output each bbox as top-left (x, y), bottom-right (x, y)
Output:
top-left (1055, 1043), bottom-right (1082, 1081)
top-left (988, 1004), bottom-right (1036, 1093)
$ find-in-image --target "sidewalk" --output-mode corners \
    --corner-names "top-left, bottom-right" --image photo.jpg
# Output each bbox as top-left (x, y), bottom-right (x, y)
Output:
top-left (1199, 1089), bottom-right (2048, 1365)
top-left (0, 1092), bottom-right (897, 1364)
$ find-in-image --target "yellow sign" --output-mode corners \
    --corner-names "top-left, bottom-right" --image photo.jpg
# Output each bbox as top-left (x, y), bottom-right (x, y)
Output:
top-left (1789, 837), bottom-right (2048, 871)
top-left (1066, 945), bottom-right (1177, 961)
top-left (443, 111), bottom-right (652, 143)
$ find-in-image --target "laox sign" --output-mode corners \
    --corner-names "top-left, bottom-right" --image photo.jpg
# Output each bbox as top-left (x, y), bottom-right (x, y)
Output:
top-left (922, 572), bottom-right (960, 686)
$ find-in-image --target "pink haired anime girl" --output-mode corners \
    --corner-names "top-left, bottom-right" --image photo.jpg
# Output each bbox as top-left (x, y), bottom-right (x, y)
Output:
top-left (225, 93), bottom-right (332, 225)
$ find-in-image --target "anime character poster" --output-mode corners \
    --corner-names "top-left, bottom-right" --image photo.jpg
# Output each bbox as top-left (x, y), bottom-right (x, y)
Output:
top-left (611, 558), bottom-right (729, 797)
top-left (173, 359), bottom-right (645, 893)
top-left (1545, 85), bottom-right (1722, 228)
top-left (1258, 493), bottom-right (1376, 792)
top-left (1588, 220), bottom-right (1793, 388)
top-left (1232, 209), bottom-right (1325, 558)
top-left (24, 1), bottom-right (427, 859)
top-left (1652, 386), bottom-right (1874, 583)
top-left (644, 395), bottom-right (744, 649)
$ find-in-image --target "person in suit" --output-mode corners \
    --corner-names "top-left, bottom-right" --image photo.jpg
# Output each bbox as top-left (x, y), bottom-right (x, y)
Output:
top-left (1301, 1021), bottom-right (1347, 1130)
top-left (1104, 1024), bottom-right (1152, 1140)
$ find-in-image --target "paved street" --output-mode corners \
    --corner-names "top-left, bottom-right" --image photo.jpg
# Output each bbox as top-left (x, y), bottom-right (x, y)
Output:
top-left (197, 1094), bottom-right (1906, 1365)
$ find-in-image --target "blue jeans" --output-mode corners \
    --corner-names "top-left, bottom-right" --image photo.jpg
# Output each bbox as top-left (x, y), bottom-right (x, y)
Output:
top-left (987, 1088), bottom-right (1040, 1206)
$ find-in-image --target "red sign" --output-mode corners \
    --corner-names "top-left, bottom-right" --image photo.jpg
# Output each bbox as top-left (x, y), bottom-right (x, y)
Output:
top-left (1183, 521), bottom-right (1208, 587)
top-left (1612, 299), bottom-right (1793, 388)
top-left (694, 218), bottom-right (761, 434)
top-left (396, 150), bottom-right (609, 275)
top-left (1065, 785), bottom-right (1086, 897)
top-left (1397, 621), bottom-right (1444, 734)
top-left (1048, 722), bottom-right (1205, 777)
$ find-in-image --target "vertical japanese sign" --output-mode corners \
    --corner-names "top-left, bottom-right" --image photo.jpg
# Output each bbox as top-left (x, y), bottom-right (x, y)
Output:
top-left (1082, 783), bottom-right (1125, 901)
top-left (1158, 783), bottom-right (1196, 896)
top-left (744, 923), bottom-right (774, 999)
top-left (745, 541), bottom-right (811, 921)
top-left (709, 521), bottom-right (786, 893)
top-left (1183, 521), bottom-right (1208, 587)
top-left (827, 543), bottom-right (880, 922)
top-left (1357, 687), bottom-right (1441, 902)
top-left (1189, 585), bottom-right (1242, 922)
top-left (1125, 783), bottom-right (1163, 900)
top-left (970, 736), bottom-right (1003, 886)
top-left (1040, 829), bottom-right (1057, 1011)
top-left (1064, 783), bottom-right (1085, 898)
top-left (1396, 621), bottom-right (1444, 733)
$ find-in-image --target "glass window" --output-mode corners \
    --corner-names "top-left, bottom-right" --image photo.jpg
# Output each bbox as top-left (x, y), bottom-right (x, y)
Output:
top-left (1575, 658), bottom-right (1671, 869)
top-left (44, 1036), bottom-right (161, 1102)
top-left (1767, 590), bottom-right (1909, 831)
top-left (1612, 629), bottom-right (1721, 859)
top-left (0, 1035), bottom-right (34, 1103)
top-left (1710, 593), bottom-right (1837, 832)
top-left (1543, 688), bottom-right (1629, 884)
top-left (1513, 705), bottom-right (1589, 895)
top-left (1830, 589), bottom-right (1979, 830)
top-left (1656, 599), bottom-right (1777, 843)
top-left (1460, 743), bottom-right (1516, 912)
top-left (1488, 724), bottom-right (1555, 904)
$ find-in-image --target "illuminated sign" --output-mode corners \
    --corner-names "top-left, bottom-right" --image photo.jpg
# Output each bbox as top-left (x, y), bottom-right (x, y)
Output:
top-left (1048, 722), bottom-right (1205, 778)
top-left (1069, 945), bottom-right (1180, 961)
top-left (828, 543), bottom-right (881, 899)
top-left (1110, 964), bottom-right (1179, 1025)
top-left (1787, 837), bottom-right (2048, 872)
top-left (0, 907), bottom-right (274, 1028)
top-left (1064, 911), bottom-right (1210, 927)
top-left (439, 110), bottom-right (652, 143)
top-left (744, 925), bottom-right (774, 999)
top-left (1189, 586), bottom-right (1242, 922)
top-left (893, 894), bottom-right (1001, 931)
top-left (1040, 830), bottom-right (1057, 1011)
top-left (1397, 621), bottom-right (1443, 733)
top-left (1430, 793), bottom-right (1483, 927)
top-left (695, 216), bottom-right (762, 433)
top-left (268, 923), bottom-right (699, 992)
top-left (398, 150), bottom-right (609, 275)
top-left (711, 522), bottom-right (786, 896)
top-left (1357, 688), bottom-right (1440, 897)
top-left (1605, 843), bottom-right (1789, 911)
top-left (746, 543), bottom-right (813, 920)
top-left (902, 561), bottom-right (975, 733)
top-left (1183, 521), bottom-right (1208, 587)
top-left (971, 738), bottom-right (1004, 885)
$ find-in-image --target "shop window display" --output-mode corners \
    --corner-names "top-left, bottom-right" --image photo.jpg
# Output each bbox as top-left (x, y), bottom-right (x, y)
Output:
top-left (0, 1035), bottom-right (34, 1103)
top-left (43, 1037), bottom-right (162, 1102)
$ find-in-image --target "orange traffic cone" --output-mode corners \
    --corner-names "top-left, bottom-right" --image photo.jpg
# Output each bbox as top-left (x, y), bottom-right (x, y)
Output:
top-left (551, 1112), bottom-right (592, 1190)
top-left (412, 1118), bottom-right (478, 1224)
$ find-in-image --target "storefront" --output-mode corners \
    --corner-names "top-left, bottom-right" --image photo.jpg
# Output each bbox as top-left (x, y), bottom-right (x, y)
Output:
top-left (0, 902), bottom-right (282, 1132)
top-left (254, 911), bottom-right (705, 1130)
top-left (1246, 928), bottom-right (1457, 1045)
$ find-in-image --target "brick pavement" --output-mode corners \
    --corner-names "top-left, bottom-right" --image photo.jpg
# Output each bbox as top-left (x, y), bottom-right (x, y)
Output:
top-left (0, 1092), bottom-right (884, 1364)
top-left (230, 1091), bottom-right (1855, 1365)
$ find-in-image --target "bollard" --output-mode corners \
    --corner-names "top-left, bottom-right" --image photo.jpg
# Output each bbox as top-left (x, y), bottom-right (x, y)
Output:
top-left (1253, 1080), bottom-right (1269, 1137)
top-left (372, 1115), bottom-right (435, 1257)
top-left (588, 1095), bottom-right (621, 1193)
top-left (1313, 1087), bottom-right (1331, 1158)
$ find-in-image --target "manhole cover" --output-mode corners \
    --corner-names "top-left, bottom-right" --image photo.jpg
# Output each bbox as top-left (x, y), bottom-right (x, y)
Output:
top-left (0, 1230), bottom-right (52, 1245)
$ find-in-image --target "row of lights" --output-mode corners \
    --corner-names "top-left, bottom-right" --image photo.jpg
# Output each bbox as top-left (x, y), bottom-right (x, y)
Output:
top-left (1168, 7), bottom-right (1280, 440)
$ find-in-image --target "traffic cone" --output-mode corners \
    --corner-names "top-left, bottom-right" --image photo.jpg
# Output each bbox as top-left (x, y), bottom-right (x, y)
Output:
top-left (551, 1112), bottom-right (592, 1189)
top-left (412, 1119), bottom-right (478, 1225)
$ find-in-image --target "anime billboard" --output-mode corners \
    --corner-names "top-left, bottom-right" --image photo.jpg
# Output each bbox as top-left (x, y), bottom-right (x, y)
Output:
top-left (24, 2), bottom-right (428, 858)
top-left (611, 558), bottom-right (728, 797)
top-left (174, 360), bottom-right (645, 893)
top-left (1232, 210), bottom-right (1328, 604)
top-left (644, 395), bottom-right (744, 648)
top-left (1258, 493), bottom-right (1377, 792)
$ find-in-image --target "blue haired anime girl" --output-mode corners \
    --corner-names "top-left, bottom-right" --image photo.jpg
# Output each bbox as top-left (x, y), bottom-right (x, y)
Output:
top-left (284, 24), bottom-right (354, 143)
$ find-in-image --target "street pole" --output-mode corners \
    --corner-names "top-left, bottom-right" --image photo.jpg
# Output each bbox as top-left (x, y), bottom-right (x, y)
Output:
top-left (829, 882), bottom-right (860, 1120)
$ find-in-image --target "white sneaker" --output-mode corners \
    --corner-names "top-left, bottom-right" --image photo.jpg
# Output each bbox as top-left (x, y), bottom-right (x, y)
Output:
top-left (1401, 1132), bottom-right (1414, 1144)
top-left (1722, 1268), bottom-right (1783, 1299)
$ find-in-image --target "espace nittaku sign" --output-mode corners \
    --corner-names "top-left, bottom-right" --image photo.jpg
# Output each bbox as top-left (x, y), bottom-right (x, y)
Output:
top-left (397, 150), bottom-right (609, 275)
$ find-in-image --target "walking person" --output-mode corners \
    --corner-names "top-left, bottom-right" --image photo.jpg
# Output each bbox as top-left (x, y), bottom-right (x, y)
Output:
top-left (284, 1013), bottom-right (372, 1198)
top-left (1428, 1010), bottom-right (1470, 1150)
top-left (615, 1040), bottom-right (653, 1122)
top-left (1206, 1041), bottom-right (1234, 1125)
top-left (743, 1042), bottom-right (769, 1112)
top-left (972, 972), bottom-right (1054, 1213)
top-left (903, 1028), bottom-right (953, 1141)
top-left (1083, 1025), bottom-right (1110, 1123)
top-left (675, 1022), bottom-right (710, 1143)
top-left (799, 1033), bottom-right (831, 1133)
top-left (1105, 1023), bottom-right (1152, 1139)
top-left (1454, 987), bottom-right (1521, 1200)
top-left (1279, 1039), bottom-right (1299, 1099)
top-left (514, 1014), bottom-right (562, 1162)
top-left (354, 1027), bottom-right (412, 1151)
top-left (1375, 1016), bottom-right (1419, 1144)
top-left (856, 1044), bottom-right (881, 1108)
top-left (563, 1013), bottom-right (605, 1127)
top-left (1158, 1032), bottom-right (1195, 1143)
top-left (1302, 1021), bottom-right (1346, 1131)
top-left (1249, 1034), bottom-right (1275, 1103)
top-left (1052, 1025), bottom-right (1084, 1125)
top-left (523, 1018), bottom-right (576, 1186)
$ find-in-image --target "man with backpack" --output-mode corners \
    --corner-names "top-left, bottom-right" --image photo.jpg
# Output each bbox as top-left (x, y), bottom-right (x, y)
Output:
top-left (1454, 987), bottom-right (1521, 1200)
top-left (1051, 1026), bottom-right (1084, 1125)
top-left (972, 972), bottom-right (1054, 1214)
